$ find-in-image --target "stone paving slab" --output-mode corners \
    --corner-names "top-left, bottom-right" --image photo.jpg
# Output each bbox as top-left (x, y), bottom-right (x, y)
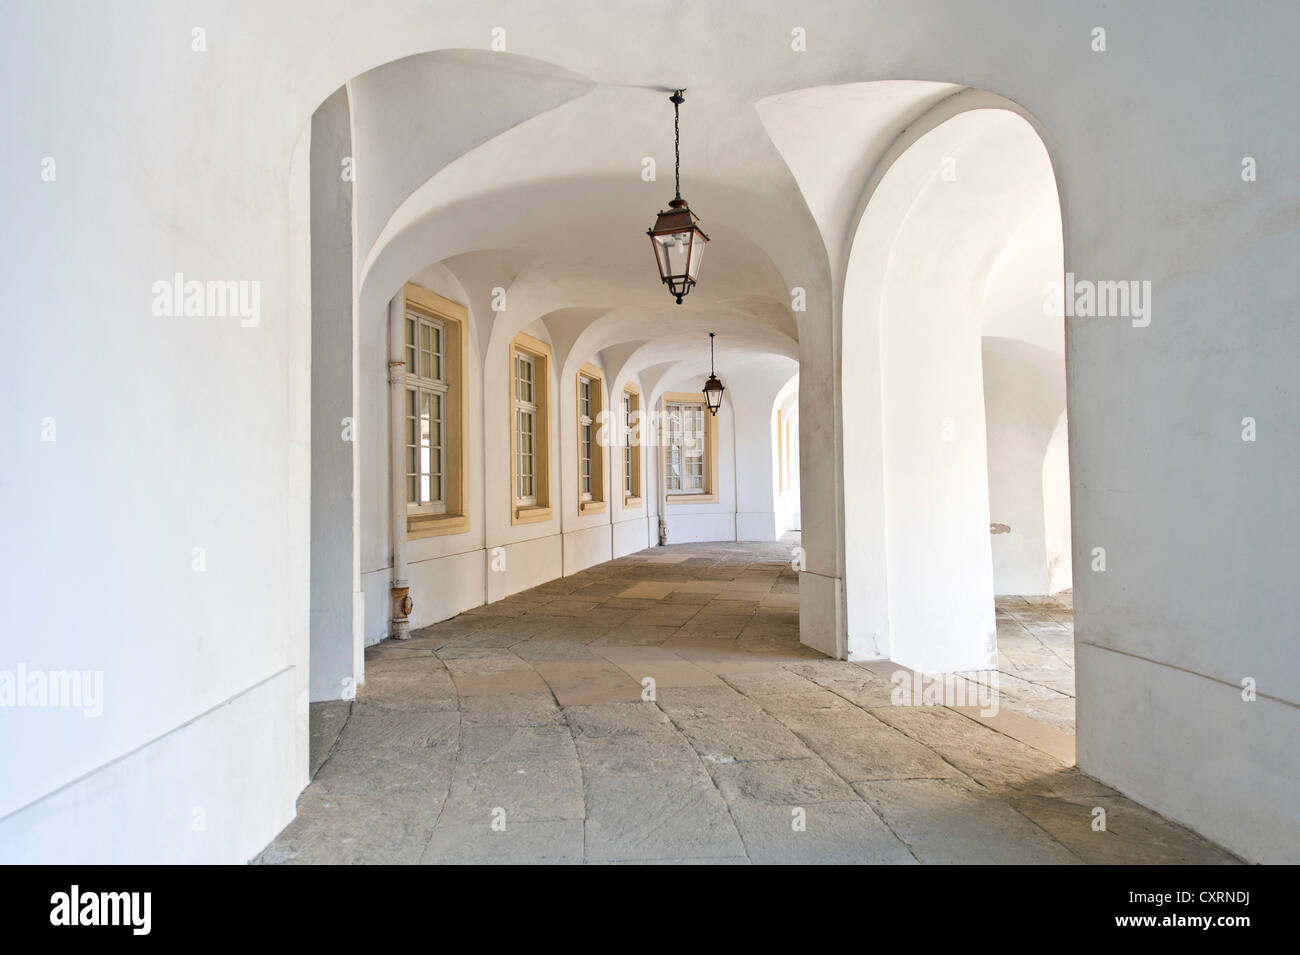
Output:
top-left (854, 779), bottom-right (1083, 864)
top-left (439, 759), bottom-right (586, 825)
top-left (256, 543), bottom-right (1237, 865)
top-left (727, 799), bottom-right (917, 865)
top-left (584, 772), bottom-right (746, 862)
top-left (421, 819), bottom-right (584, 865)
top-left (256, 792), bottom-right (440, 865)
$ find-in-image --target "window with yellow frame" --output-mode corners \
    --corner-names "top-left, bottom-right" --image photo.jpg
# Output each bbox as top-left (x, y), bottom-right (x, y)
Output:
top-left (403, 283), bottom-right (469, 539)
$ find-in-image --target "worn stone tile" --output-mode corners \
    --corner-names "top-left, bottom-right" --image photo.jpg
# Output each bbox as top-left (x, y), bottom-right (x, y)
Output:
top-left (708, 757), bottom-right (858, 804)
top-left (618, 581), bottom-right (677, 599)
top-left (255, 792), bottom-right (440, 865)
top-left (564, 700), bottom-right (673, 738)
top-left (307, 743), bottom-right (457, 795)
top-left (660, 642), bottom-right (781, 674)
top-left (673, 614), bottom-right (753, 640)
top-left (333, 703), bottom-right (460, 749)
top-left (510, 639), bottom-right (600, 663)
top-left (655, 685), bottom-right (773, 723)
top-left (308, 700), bottom-right (351, 777)
top-left (1009, 794), bottom-right (1242, 865)
top-left (458, 692), bottom-right (564, 727)
top-left (678, 719), bottom-right (814, 763)
top-left (588, 856), bottom-right (750, 865)
top-left (743, 690), bottom-right (865, 733)
top-left (459, 724), bottom-right (577, 763)
top-left (728, 799), bottom-right (916, 865)
top-left (360, 656), bottom-right (457, 706)
top-left (259, 545), bottom-right (1239, 866)
top-left (534, 659), bottom-right (643, 705)
top-left (587, 624), bottom-right (680, 647)
top-left (531, 598), bottom-right (605, 616)
top-left (442, 653), bottom-right (534, 675)
top-left (451, 667), bottom-right (552, 696)
top-left (585, 773), bottom-right (745, 862)
top-left (854, 778), bottom-right (1081, 864)
top-left (628, 605), bottom-right (704, 628)
top-left (670, 580), bottom-right (726, 594)
top-left (795, 723), bottom-right (966, 783)
top-left (421, 819), bottom-right (584, 865)
top-left (575, 727), bottom-right (704, 777)
top-left (867, 704), bottom-right (1110, 797)
top-left (797, 664), bottom-right (900, 708)
top-left (440, 759), bottom-right (585, 824)
top-left (593, 648), bottom-right (721, 688)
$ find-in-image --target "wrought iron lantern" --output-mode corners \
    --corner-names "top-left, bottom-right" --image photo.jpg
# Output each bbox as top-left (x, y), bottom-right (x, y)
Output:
top-left (647, 90), bottom-right (709, 304)
top-left (702, 332), bottom-right (724, 416)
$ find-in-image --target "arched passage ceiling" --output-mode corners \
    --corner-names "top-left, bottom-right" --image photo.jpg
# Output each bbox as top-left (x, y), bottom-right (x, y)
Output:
top-left (345, 53), bottom-right (1000, 386)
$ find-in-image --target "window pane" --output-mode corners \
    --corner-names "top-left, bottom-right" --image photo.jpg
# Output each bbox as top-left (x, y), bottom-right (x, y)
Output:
top-left (516, 355), bottom-right (533, 404)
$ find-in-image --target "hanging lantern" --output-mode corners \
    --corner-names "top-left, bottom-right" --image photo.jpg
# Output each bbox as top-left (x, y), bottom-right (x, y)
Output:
top-left (702, 332), bottom-right (724, 416)
top-left (647, 90), bottom-right (709, 304)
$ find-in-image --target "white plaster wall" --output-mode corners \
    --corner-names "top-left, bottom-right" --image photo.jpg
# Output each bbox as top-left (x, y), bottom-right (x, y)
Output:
top-left (1, 4), bottom-right (315, 862)
top-left (879, 261), bottom-right (997, 673)
top-left (309, 87), bottom-right (363, 699)
top-left (0, 669), bottom-right (301, 863)
top-left (982, 337), bottom-right (1068, 595)
top-left (612, 515), bottom-right (650, 558)
top-left (4, 0), bottom-right (1296, 866)
top-left (408, 548), bottom-right (486, 628)
top-left (487, 534), bottom-right (564, 602)
top-left (563, 524), bottom-right (613, 575)
top-left (1042, 412), bottom-right (1072, 594)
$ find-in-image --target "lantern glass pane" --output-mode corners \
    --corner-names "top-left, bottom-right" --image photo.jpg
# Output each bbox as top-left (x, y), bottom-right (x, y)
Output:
top-left (687, 231), bottom-right (706, 281)
top-left (654, 230), bottom-right (692, 279)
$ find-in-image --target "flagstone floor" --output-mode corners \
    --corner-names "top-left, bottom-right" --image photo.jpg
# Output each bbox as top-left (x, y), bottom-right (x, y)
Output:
top-left (256, 539), bottom-right (1237, 865)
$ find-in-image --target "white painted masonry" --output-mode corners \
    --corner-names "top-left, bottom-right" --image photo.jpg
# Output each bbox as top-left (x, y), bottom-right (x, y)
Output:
top-left (1, 1), bottom-right (1295, 865)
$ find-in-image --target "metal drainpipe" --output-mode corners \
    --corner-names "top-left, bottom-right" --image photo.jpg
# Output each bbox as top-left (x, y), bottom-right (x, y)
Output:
top-left (656, 395), bottom-right (668, 546)
top-left (387, 294), bottom-right (412, 639)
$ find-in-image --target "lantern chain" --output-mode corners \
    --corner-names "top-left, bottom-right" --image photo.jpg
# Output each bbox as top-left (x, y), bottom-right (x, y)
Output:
top-left (673, 90), bottom-right (682, 201)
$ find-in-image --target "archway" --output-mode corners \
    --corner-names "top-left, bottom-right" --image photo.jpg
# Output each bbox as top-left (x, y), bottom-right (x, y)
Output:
top-left (840, 104), bottom-right (1067, 674)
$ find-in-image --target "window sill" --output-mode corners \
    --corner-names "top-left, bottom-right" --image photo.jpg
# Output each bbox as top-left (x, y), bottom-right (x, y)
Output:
top-left (408, 512), bottom-right (470, 539)
top-left (623, 495), bottom-right (643, 508)
top-left (666, 493), bottom-right (718, 504)
top-left (579, 500), bottom-right (607, 514)
top-left (512, 504), bottom-right (553, 525)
